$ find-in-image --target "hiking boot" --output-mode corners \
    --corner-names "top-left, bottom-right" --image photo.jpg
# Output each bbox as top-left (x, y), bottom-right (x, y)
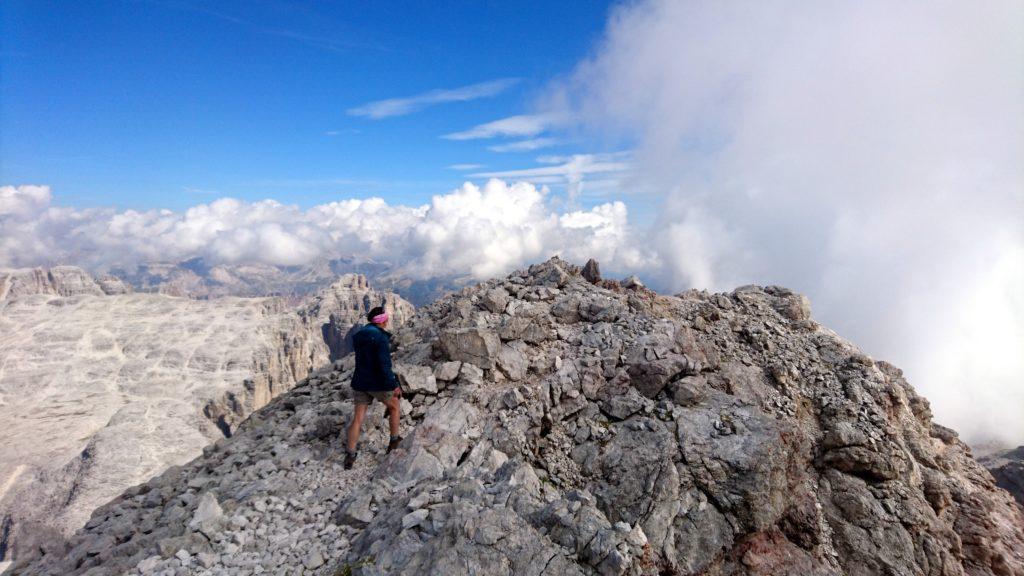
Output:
top-left (343, 451), bottom-right (357, 470)
top-left (386, 436), bottom-right (403, 454)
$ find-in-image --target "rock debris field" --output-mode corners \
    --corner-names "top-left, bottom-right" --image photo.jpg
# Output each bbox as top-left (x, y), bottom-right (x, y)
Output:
top-left (10, 258), bottom-right (1024, 576)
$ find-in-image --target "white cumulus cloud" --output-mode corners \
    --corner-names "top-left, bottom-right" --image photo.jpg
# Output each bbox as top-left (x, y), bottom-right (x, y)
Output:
top-left (0, 181), bottom-right (649, 282)
top-left (0, 184), bottom-right (51, 217)
top-left (488, 138), bottom-right (561, 153)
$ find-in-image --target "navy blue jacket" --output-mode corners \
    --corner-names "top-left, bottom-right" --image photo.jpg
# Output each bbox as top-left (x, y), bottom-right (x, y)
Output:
top-left (350, 323), bottom-right (399, 392)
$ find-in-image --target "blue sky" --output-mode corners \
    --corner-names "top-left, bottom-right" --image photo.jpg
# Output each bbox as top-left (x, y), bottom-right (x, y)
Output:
top-left (2, 1), bottom-right (1022, 444)
top-left (1, 0), bottom-right (618, 210)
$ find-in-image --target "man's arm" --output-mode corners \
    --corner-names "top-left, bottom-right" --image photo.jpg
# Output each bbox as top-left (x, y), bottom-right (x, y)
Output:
top-left (376, 332), bottom-right (400, 391)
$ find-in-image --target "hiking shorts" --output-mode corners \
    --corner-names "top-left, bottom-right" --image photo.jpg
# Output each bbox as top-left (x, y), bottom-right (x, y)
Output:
top-left (353, 389), bottom-right (395, 405)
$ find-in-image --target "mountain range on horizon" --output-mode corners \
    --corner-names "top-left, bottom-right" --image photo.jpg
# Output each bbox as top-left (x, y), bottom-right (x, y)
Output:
top-left (105, 257), bottom-right (472, 308)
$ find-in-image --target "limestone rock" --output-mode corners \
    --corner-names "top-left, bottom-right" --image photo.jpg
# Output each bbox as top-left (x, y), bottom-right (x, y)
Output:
top-left (401, 509), bottom-right (428, 529)
top-left (96, 275), bottom-right (133, 295)
top-left (582, 258), bottom-right (602, 284)
top-left (395, 364), bottom-right (438, 395)
top-left (479, 287), bottom-right (510, 314)
top-left (188, 492), bottom-right (223, 530)
top-left (621, 274), bottom-right (644, 289)
top-left (496, 343), bottom-right (529, 381)
top-left (433, 361), bottom-right (462, 382)
top-left (334, 493), bottom-right (375, 527)
top-left (772, 291), bottom-right (813, 322)
top-left (304, 548), bottom-right (325, 569)
top-left (439, 327), bottom-right (500, 370)
top-left (0, 266), bottom-right (104, 301)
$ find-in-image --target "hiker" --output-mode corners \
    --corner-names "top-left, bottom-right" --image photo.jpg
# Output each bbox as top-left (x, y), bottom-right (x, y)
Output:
top-left (344, 306), bottom-right (402, 470)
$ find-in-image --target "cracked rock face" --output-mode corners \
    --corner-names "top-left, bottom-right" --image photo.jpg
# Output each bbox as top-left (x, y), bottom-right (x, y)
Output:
top-left (12, 258), bottom-right (1024, 576)
top-left (0, 268), bottom-right (410, 566)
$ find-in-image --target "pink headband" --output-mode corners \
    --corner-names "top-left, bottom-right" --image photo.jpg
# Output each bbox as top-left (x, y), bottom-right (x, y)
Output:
top-left (372, 312), bottom-right (389, 324)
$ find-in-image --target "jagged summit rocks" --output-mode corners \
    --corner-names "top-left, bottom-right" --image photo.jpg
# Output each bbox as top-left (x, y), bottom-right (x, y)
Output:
top-left (582, 258), bottom-right (602, 284)
top-left (13, 257), bottom-right (1024, 576)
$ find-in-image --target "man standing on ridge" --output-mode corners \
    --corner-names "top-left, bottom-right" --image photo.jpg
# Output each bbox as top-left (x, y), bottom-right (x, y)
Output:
top-left (344, 306), bottom-right (402, 470)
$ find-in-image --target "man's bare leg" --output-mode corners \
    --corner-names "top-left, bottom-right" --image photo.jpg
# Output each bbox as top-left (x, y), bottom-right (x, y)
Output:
top-left (347, 404), bottom-right (368, 453)
top-left (386, 396), bottom-right (400, 438)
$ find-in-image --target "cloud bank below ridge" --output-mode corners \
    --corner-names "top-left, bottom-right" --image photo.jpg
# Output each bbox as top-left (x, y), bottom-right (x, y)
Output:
top-left (0, 181), bottom-right (648, 282)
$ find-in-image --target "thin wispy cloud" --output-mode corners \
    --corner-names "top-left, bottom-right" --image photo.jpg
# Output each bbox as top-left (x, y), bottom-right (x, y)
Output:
top-left (447, 164), bottom-right (485, 171)
top-left (536, 151), bottom-right (632, 165)
top-left (442, 113), bottom-right (562, 140)
top-left (472, 154), bottom-right (633, 206)
top-left (141, 0), bottom-right (388, 53)
top-left (347, 78), bottom-right (520, 119)
top-left (249, 178), bottom-right (383, 188)
top-left (182, 186), bottom-right (221, 196)
top-left (470, 155), bottom-right (630, 180)
top-left (488, 137), bottom-right (561, 153)
top-left (246, 177), bottom-right (454, 194)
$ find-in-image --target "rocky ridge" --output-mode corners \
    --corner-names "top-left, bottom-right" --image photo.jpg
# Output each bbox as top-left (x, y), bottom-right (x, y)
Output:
top-left (0, 266), bottom-right (132, 300)
top-left (11, 257), bottom-right (1024, 576)
top-left (0, 268), bottom-right (410, 567)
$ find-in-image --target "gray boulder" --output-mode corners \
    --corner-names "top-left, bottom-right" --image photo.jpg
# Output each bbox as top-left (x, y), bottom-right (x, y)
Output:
top-left (439, 327), bottom-right (500, 370)
top-left (395, 364), bottom-right (438, 395)
top-left (479, 287), bottom-right (510, 314)
top-left (432, 361), bottom-right (462, 382)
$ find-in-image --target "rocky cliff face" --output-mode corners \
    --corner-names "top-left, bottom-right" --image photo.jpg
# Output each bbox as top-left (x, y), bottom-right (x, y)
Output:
top-left (980, 447), bottom-right (1024, 508)
top-left (0, 268), bottom-right (410, 567)
top-left (0, 267), bottom-right (119, 301)
top-left (299, 273), bottom-right (416, 363)
top-left (12, 258), bottom-right (1024, 576)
